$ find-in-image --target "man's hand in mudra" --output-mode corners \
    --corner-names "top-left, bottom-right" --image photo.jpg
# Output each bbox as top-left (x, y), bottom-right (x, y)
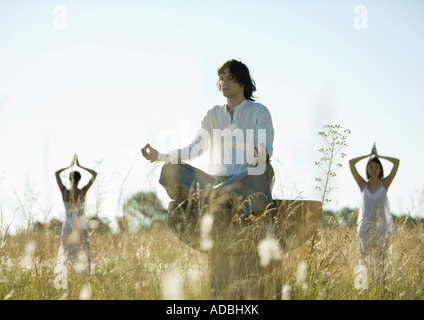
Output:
top-left (141, 143), bottom-right (159, 162)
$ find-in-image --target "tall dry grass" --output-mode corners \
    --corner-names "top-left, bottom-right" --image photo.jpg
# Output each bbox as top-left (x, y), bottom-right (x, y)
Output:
top-left (0, 222), bottom-right (208, 300)
top-left (0, 214), bottom-right (423, 300)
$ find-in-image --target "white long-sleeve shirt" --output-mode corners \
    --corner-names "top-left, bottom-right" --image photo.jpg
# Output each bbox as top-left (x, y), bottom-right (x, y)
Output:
top-left (159, 99), bottom-right (274, 176)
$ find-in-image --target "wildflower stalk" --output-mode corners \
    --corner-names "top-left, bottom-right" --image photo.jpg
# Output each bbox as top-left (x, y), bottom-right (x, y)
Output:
top-left (310, 124), bottom-right (350, 253)
top-left (315, 124), bottom-right (351, 207)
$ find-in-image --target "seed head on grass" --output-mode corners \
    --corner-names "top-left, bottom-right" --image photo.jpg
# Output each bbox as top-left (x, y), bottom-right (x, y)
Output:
top-left (257, 237), bottom-right (282, 267)
top-left (79, 283), bottom-right (92, 300)
top-left (296, 260), bottom-right (308, 291)
top-left (19, 240), bottom-right (36, 269)
top-left (199, 213), bottom-right (214, 251)
top-left (73, 251), bottom-right (89, 273)
top-left (281, 284), bottom-right (291, 300)
top-left (161, 268), bottom-right (184, 300)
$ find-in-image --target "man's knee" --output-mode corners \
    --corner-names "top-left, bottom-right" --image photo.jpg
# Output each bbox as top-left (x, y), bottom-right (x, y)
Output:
top-left (159, 163), bottom-right (181, 185)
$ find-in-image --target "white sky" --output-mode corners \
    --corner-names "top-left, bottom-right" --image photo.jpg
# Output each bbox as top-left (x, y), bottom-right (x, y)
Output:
top-left (1, 1), bottom-right (424, 231)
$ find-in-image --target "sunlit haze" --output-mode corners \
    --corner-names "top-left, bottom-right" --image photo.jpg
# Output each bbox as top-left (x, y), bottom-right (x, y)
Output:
top-left (1, 1), bottom-right (423, 231)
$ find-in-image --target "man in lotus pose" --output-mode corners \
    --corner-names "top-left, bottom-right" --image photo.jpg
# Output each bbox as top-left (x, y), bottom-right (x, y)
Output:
top-left (141, 59), bottom-right (275, 217)
top-left (141, 59), bottom-right (275, 298)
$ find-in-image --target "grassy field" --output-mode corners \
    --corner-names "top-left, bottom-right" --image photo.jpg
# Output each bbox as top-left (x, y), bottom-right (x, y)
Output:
top-left (0, 213), bottom-right (423, 300)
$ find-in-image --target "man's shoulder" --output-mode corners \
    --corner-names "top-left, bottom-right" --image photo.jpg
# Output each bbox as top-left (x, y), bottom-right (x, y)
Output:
top-left (206, 101), bottom-right (270, 113)
top-left (201, 104), bottom-right (225, 124)
top-left (206, 104), bottom-right (226, 115)
top-left (211, 103), bottom-right (226, 110)
top-left (245, 100), bottom-right (270, 113)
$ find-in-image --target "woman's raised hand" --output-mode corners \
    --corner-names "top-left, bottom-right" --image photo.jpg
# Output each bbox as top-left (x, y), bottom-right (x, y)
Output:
top-left (74, 154), bottom-right (81, 167)
top-left (371, 143), bottom-right (378, 157)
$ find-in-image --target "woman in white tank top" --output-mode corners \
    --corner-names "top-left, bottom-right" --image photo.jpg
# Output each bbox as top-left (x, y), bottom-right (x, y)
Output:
top-left (55, 155), bottom-right (97, 271)
top-left (349, 144), bottom-right (399, 283)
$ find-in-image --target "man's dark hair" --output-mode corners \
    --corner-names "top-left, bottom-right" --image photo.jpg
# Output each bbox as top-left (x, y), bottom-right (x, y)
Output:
top-left (217, 59), bottom-right (257, 101)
